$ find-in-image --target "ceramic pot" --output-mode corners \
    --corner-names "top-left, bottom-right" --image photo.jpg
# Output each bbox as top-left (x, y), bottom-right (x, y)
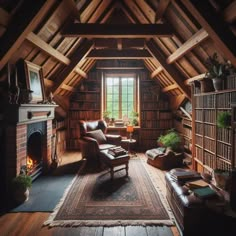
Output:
top-left (212, 77), bottom-right (223, 91)
top-left (13, 187), bottom-right (29, 204)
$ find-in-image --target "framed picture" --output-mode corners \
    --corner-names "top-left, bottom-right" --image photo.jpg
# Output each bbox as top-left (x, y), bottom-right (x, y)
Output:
top-left (24, 60), bottom-right (45, 103)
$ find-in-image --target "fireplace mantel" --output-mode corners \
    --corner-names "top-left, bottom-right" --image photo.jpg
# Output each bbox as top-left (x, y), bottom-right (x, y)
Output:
top-left (5, 104), bottom-right (58, 124)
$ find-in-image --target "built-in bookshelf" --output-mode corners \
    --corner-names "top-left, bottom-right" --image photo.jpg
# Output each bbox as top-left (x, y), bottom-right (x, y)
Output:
top-left (68, 71), bottom-right (101, 149)
top-left (192, 74), bottom-right (236, 173)
top-left (139, 72), bottom-right (172, 150)
top-left (174, 113), bottom-right (192, 165)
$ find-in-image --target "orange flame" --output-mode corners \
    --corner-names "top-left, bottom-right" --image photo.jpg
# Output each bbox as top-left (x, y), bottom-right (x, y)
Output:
top-left (27, 156), bottom-right (34, 170)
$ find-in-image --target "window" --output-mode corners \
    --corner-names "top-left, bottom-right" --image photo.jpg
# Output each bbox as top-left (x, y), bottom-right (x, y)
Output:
top-left (103, 73), bottom-right (139, 121)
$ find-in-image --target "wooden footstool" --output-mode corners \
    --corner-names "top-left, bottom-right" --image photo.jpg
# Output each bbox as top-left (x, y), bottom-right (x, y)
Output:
top-left (99, 149), bottom-right (130, 180)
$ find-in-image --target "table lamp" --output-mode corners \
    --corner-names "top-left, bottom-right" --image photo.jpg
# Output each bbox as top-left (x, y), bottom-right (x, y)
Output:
top-left (126, 125), bottom-right (134, 141)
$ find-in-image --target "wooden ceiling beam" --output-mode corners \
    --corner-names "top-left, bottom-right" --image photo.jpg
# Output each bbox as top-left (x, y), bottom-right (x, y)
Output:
top-left (52, 40), bottom-right (94, 95)
top-left (184, 73), bottom-right (205, 85)
top-left (162, 84), bottom-right (178, 92)
top-left (62, 23), bottom-right (173, 38)
top-left (166, 29), bottom-right (209, 64)
top-left (155, 0), bottom-right (170, 22)
top-left (0, 0), bottom-right (57, 70)
top-left (151, 67), bottom-right (163, 78)
top-left (86, 49), bottom-right (152, 59)
top-left (74, 67), bottom-right (88, 78)
top-left (94, 38), bottom-right (145, 49)
top-left (26, 32), bottom-right (71, 65)
top-left (223, 1), bottom-right (236, 23)
top-left (146, 39), bottom-right (191, 99)
top-left (181, 0), bottom-right (236, 66)
top-left (61, 83), bottom-right (76, 92)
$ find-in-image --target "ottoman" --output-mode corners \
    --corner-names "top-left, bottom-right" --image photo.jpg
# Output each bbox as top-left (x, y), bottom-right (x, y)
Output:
top-left (99, 149), bottom-right (130, 180)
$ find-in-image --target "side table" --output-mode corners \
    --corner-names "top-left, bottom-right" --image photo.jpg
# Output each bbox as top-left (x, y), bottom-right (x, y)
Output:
top-left (121, 138), bottom-right (137, 157)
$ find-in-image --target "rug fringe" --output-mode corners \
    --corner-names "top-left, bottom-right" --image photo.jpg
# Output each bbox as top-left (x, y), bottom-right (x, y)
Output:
top-left (45, 219), bottom-right (174, 227)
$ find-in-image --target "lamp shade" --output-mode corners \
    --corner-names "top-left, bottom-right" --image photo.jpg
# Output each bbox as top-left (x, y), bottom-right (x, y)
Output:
top-left (127, 125), bottom-right (134, 133)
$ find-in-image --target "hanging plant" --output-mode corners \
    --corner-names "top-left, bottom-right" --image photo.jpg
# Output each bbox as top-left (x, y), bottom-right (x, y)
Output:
top-left (217, 111), bottom-right (231, 128)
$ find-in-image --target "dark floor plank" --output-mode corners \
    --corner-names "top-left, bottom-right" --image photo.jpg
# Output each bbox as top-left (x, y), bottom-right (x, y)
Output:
top-left (125, 226), bottom-right (148, 236)
top-left (103, 226), bottom-right (125, 236)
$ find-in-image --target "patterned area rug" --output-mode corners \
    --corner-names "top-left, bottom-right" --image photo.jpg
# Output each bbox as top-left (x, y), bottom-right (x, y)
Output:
top-left (44, 157), bottom-right (175, 227)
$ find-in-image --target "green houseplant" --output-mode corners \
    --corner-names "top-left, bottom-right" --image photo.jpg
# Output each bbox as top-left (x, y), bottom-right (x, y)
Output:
top-left (157, 129), bottom-right (182, 152)
top-left (217, 111), bottom-right (231, 128)
top-left (103, 110), bottom-right (111, 124)
top-left (12, 174), bottom-right (32, 203)
top-left (205, 53), bottom-right (229, 91)
top-left (130, 111), bottom-right (139, 126)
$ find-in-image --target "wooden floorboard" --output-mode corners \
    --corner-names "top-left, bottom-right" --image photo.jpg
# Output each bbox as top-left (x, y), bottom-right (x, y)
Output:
top-left (0, 151), bottom-right (180, 236)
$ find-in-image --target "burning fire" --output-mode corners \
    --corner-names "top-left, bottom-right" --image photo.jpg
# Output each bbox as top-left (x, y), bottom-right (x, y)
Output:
top-left (27, 156), bottom-right (35, 171)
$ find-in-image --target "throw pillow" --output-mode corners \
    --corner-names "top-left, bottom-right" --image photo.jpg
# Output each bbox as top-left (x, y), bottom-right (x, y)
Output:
top-left (86, 129), bottom-right (107, 144)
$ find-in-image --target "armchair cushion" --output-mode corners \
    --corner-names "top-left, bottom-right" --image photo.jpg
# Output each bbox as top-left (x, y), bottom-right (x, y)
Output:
top-left (86, 129), bottom-right (107, 144)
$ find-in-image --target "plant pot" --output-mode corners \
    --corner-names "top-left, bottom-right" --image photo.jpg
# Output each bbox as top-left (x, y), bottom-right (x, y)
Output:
top-left (212, 77), bottom-right (223, 91)
top-left (199, 79), bottom-right (214, 93)
top-left (13, 186), bottom-right (30, 204)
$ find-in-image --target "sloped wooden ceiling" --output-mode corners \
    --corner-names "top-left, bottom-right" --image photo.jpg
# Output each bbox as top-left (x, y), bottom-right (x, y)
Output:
top-left (0, 0), bottom-right (235, 112)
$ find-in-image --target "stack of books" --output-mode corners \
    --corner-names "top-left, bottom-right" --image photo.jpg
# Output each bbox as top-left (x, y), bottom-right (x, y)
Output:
top-left (170, 169), bottom-right (201, 181)
top-left (108, 146), bottom-right (127, 157)
top-left (185, 179), bottom-right (209, 189)
top-left (185, 179), bottom-right (217, 199)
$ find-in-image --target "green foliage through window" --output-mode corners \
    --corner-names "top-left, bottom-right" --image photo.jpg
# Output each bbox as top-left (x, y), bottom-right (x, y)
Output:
top-left (105, 75), bottom-right (137, 120)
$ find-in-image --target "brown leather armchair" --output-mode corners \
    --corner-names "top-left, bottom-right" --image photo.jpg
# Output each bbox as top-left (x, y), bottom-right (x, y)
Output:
top-left (78, 120), bottom-right (121, 167)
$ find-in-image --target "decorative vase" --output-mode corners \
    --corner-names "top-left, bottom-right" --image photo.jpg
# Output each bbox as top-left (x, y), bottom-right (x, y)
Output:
top-left (212, 77), bottom-right (223, 91)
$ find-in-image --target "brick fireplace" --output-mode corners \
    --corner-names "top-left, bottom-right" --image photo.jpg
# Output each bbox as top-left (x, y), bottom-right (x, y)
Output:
top-left (4, 104), bottom-right (57, 190)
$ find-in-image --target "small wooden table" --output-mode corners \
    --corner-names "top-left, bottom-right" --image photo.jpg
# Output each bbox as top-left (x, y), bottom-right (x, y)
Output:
top-left (99, 149), bottom-right (130, 180)
top-left (121, 138), bottom-right (137, 157)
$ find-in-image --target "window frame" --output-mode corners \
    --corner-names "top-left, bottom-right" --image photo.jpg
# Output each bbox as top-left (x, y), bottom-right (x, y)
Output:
top-left (102, 72), bottom-right (139, 121)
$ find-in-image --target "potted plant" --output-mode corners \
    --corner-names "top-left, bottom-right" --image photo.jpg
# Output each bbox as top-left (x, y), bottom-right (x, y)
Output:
top-left (130, 111), bottom-right (139, 126)
top-left (12, 174), bottom-right (32, 204)
top-left (157, 129), bottom-right (182, 152)
top-left (217, 111), bottom-right (231, 128)
top-left (103, 110), bottom-right (111, 124)
top-left (205, 53), bottom-right (229, 91)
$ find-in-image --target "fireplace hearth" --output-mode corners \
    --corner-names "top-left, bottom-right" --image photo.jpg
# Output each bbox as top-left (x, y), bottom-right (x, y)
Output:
top-left (4, 104), bottom-right (57, 193)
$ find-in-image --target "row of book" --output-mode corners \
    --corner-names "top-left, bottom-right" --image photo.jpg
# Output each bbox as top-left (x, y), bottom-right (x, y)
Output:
top-left (108, 146), bottom-right (127, 157)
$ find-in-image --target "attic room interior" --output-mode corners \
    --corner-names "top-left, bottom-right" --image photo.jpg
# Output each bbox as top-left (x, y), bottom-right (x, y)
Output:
top-left (0, 0), bottom-right (236, 235)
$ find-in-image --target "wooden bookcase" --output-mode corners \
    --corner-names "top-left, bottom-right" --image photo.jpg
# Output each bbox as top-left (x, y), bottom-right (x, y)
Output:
top-left (139, 73), bottom-right (172, 151)
top-left (192, 74), bottom-right (236, 173)
top-left (68, 71), bottom-right (101, 149)
top-left (174, 113), bottom-right (192, 165)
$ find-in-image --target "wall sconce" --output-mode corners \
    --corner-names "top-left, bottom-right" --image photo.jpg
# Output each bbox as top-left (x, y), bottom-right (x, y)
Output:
top-left (126, 125), bottom-right (134, 141)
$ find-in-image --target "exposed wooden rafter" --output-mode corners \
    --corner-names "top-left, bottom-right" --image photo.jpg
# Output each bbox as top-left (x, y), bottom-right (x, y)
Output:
top-left (146, 39), bottom-right (191, 99)
top-left (162, 84), bottom-right (178, 92)
top-left (151, 67), bottom-right (163, 78)
top-left (155, 0), bottom-right (170, 22)
top-left (86, 49), bottom-right (152, 59)
top-left (52, 40), bottom-right (94, 95)
top-left (166, 29), bottom-right (209, 64)
top-left (0, 0), bottom-right (57, 70)
top-left (94, 38), bottom-right (145, 49)
top-left (74, 67), bottom-right (88, 78)
top-left (62, 23), bottom-right (173, 38)
top-left (182, 0), bottom-right (236, 66)
top-left (184, 73), bottom-right (205, 85)
top-left (26, 32), bottom-right (71, 65)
